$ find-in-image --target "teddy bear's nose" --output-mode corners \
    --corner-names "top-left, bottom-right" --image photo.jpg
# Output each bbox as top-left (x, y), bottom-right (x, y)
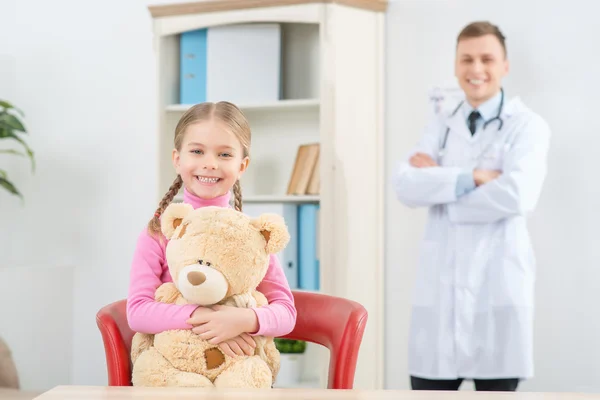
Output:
top-left (187, 271), bottom-right (206, 286)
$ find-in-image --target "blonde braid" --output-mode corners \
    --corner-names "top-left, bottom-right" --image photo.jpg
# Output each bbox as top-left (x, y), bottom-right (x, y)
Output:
top-left (233, 179), bottom-right (243, 212)
top-left (147, 175), bottom-right (183, 237)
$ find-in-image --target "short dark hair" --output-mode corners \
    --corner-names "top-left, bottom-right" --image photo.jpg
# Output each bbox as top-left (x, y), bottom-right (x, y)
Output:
top-left (457, 21), bottom-right (507, 56)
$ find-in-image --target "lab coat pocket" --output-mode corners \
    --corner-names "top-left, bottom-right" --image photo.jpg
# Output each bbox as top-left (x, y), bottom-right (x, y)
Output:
top-left (412, 240), bottom-right (441, 307)
top-left (493, 226), bottom-right (535, 307)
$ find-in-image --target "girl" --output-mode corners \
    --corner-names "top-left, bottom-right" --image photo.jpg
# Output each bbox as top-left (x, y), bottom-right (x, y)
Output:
top-left (127, 102), bottom-right (297, 358)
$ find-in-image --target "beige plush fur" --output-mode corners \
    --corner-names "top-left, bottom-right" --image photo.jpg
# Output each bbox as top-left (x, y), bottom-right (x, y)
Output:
top-left (130, 205), bottom-right (289, 388)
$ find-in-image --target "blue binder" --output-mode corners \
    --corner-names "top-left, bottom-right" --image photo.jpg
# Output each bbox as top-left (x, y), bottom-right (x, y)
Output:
top-left (298, 204), bottom-right (319, 291)
top-left (180, 29), bottom-right (207, 104)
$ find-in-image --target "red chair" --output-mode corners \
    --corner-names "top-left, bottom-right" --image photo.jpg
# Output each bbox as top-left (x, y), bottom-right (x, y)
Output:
top-left (96, 290), bottom-right (368, 389)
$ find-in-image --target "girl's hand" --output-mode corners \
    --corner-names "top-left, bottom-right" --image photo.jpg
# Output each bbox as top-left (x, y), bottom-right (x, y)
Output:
top-left (187, 306), bottom-right (215, 325)
top-left (187, 305), bottom-right (259, 344)
top-left (218, 333), bottom-right (257, 357)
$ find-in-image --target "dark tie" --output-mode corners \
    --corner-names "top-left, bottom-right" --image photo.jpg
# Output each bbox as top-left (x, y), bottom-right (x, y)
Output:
top-left (468, 110), bottom-right (481, 136)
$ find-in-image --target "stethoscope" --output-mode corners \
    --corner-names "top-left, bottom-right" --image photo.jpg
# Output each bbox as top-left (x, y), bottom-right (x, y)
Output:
top-left (438, 88), bottom-right (505, 159)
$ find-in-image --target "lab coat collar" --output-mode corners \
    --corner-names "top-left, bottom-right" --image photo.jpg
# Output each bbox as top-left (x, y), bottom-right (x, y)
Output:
top-left (446, 104), bottom-right (473, 141)
top-left (445, 93), bottom-right (525, 142)
top-left (503, 96), bottom-right (527, 117)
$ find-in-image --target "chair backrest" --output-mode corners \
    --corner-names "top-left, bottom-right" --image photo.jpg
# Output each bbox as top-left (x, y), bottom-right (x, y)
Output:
top-left (95, 300), bottom-right (134, 386)
top-left (280, 291), bottom-right (368, 389)
top-left (96, 290), bottom-right (368, 389)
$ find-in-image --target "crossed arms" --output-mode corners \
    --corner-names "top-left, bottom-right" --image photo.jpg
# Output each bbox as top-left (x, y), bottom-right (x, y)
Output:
top-left (393, 116), bottom-right (551, 223)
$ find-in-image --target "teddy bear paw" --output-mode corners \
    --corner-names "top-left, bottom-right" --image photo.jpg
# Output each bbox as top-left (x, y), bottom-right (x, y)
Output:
top-left (167, 371), bottom-right (214, 387)
top-left (214, 356), bottom-right (272, 389)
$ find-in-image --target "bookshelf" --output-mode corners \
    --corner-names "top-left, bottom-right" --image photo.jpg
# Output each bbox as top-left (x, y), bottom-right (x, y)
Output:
top-left (148, 0), bottom-right (387, 390)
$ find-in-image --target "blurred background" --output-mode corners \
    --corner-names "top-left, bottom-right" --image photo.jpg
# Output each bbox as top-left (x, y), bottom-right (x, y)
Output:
top-left (0, 0), bottom-right (598, 396)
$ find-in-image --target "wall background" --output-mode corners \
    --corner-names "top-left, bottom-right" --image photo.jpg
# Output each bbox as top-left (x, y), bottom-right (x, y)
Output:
top-left (0, 0), bottom-right (598, 393)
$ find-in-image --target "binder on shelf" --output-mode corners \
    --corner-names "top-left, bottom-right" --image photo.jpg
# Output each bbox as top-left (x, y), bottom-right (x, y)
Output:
top-left (298, 204), bottom-right (319, 291)
top-left (179, 29), bottom-right (208, 104)
top-left (287, 143), bottom-right (319, 195)
top-left (206, 23), bottom-right (281, 104)
top-left (242, 203), bottom-right (298, 289)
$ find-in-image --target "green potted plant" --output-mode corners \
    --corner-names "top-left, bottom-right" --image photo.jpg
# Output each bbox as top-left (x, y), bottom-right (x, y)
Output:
top-left (0, 100), bottom-right (34, 199)
top-left (273, 338), bottom-right (306, 387)
top-left (0, 99), bottom-right (31, 390)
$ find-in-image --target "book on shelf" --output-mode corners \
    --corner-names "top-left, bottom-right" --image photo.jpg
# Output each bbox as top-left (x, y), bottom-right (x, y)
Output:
top-left (287, 143), bottom-right (320, 196)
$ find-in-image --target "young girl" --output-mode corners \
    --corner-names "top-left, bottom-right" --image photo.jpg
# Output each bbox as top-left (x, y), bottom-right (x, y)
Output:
top-left (127, 102), bottom-right (297, 358)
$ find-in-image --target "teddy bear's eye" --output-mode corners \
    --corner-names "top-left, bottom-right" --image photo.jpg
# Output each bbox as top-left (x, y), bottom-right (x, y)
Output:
top-left (198, 260), bottom-right (204, 265)
top-left (206, 262), bottom-right (211, 266)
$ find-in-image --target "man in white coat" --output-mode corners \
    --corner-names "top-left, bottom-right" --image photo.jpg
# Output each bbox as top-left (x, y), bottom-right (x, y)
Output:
top-left (394, 21), bottom-right (551, 392)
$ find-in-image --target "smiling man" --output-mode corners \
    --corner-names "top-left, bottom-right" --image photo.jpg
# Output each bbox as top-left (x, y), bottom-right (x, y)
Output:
top-left (456, 22), bottom-right (508, 109)
top-left (393, 21), bottom-right (551, 392)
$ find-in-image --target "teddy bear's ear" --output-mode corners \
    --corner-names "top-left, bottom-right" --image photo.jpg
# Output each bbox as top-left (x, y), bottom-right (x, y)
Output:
top-left (251, 213), bottom-right (291, 254)
top-left (161, 203), bottom-right (194, 239)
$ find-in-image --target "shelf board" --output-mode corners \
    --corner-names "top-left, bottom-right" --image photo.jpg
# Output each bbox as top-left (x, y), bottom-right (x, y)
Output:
top-left (244, 195), bottom-right (319, 203)
top-left (173, 194), bottom-right (319, 204)
top-left (148, 0), bottom-right (389, 18)
top-left (166, 98), bottom-right (319, 113)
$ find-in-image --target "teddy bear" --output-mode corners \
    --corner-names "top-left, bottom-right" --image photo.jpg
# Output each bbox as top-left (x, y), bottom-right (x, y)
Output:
top-left (130, 203), bottom-right (290, 388)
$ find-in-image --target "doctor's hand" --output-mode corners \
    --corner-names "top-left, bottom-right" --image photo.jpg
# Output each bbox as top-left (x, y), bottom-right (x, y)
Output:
top-left (410, 152), bottom-right (438, 168)
top-left (473, 169), bottom-right (502, 186)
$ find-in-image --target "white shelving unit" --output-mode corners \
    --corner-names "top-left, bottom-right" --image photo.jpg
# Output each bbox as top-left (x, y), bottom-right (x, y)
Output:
top-left (148, 0), bottom-right (387, 390)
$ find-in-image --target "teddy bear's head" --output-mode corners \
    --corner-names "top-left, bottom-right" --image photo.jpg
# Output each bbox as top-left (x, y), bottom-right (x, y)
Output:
top-left (160, 204), bottom-right (289, 305)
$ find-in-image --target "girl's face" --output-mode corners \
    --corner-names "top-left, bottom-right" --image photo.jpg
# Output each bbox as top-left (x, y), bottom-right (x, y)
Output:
top-left (173, 118), bottom-right (249, 199)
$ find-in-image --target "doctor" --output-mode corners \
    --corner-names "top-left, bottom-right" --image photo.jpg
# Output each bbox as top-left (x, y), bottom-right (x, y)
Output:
top-left (394, 21), bottom-right (551, 392)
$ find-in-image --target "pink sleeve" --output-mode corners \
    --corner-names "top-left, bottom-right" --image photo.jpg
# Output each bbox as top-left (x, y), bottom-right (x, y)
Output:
top-left (251, 254), bottom-right (297, 337)
top-left (126, 229), bottom-right (198, 334)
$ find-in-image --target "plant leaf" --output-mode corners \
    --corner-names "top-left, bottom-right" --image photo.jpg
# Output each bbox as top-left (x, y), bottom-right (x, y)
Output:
top-left (0, 130), bottom-right (35, 171)
top-left (0, 169), bottom-right (6, 179)
top-left (0, 175), bottom-right (22, 199)
top-left (0, 149), bottom-right (25, 157)
top-left (0, 112), bottom-right (26, 133)
top-left (0, 100), bottom-right (24, 116)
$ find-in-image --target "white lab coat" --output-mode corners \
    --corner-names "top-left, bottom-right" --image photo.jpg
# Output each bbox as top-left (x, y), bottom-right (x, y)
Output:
top-left (394, 96), bottom-right (550, 380)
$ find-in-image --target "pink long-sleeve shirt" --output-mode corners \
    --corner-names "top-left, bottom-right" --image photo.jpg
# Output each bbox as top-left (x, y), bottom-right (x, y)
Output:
top-left (126, 188), bottom-right (297, 337)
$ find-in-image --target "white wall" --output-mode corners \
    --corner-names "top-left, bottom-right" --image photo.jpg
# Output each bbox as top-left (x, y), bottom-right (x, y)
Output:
top-left (1, 0), bottom-right (600, 394)
top-left (384, 0), bottom-right (600, 393)
top-left (0, 0), bottom-right (159, 391)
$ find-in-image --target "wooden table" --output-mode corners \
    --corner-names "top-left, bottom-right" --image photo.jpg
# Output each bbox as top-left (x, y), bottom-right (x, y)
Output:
top-left (0, 389), bottom-right (41, 400)
top-left (33, 386), bottom-right (600, 399)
